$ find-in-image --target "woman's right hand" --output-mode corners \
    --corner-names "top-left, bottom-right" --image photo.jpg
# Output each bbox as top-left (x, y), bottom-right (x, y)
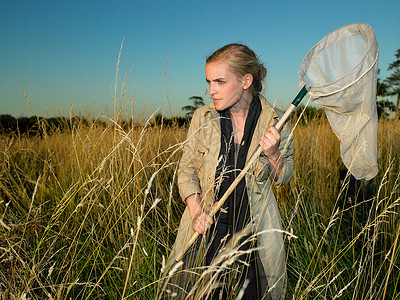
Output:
top-left (191, 211), bottom-right (213, 235)
top-left (185, 193), bottom-right (214, 234)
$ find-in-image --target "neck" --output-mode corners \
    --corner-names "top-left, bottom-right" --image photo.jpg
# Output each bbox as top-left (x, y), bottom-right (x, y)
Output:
top-left (229, 93), bottom-right (253, 144)
top-left (229, 92), bottom-right (253, 117)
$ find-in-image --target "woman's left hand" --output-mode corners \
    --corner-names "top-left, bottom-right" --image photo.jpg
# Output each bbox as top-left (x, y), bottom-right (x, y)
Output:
top-left (259, 126), bottom-right (283, 181)
top-left (259, 126), bottom-right (281, 160)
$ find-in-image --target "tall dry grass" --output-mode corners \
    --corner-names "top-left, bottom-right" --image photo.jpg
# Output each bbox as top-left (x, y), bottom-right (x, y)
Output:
top-left (0, 109), bottom-right (399, 299)
top-left (281, 116), bottom-right (400, 299)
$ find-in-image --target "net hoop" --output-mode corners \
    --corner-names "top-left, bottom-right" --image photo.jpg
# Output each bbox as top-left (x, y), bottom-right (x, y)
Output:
top-left (298, 22), bottom-right (379, 180)
top-left (299, 22), bottom-right (379, 96)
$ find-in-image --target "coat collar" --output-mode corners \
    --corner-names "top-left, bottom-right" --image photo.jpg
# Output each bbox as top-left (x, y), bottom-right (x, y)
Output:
top-left (199, 95), bottom-right (278, 163)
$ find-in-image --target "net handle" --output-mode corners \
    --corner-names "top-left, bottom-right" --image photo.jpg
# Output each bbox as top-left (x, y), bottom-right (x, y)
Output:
top-left (175, 86), bottom-right (308, 262)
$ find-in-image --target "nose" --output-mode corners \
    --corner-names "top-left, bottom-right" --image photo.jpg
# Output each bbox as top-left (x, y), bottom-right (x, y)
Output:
top-left (208, 82), bottom-right (217, 96)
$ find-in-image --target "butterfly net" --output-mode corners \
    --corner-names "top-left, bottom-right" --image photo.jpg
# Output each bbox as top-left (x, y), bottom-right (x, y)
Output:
top-left (299, 22), bottom-right (379, 180)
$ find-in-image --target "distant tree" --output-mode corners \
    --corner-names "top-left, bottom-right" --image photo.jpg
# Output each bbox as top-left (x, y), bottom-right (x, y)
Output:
top-left (377, 100), bottom-right (396, 118)
top-left (292, 105), bottom-right (325, 125)
top-left (385, 48), bottom-right (400, 118)
top-left (153, 113), bottom-right (166, 126)
top-left (377, 69), bottom-right (389, 98)
top-left (170, 116), bottom-right (190, 127)
top-left (0, 114), bottom-right (101, 135)
top-left (0, 114), bottom-right (17, 133)
top-left (376, 69), bottom-right (395, 119)
top-left (17, 116), bottom-right (39, 134)
top-left (182, 96), bottom-right (205, 118)
top-left (151, 113), bottom-right (189, 127)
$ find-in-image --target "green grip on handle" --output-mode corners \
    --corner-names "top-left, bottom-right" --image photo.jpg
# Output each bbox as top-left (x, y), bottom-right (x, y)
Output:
top-left (292, 86), bottom-right (308, 107)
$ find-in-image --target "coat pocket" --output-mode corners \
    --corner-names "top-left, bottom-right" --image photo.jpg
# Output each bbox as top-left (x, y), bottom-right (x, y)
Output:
top-left (194, 143), bottom-right (209, 180)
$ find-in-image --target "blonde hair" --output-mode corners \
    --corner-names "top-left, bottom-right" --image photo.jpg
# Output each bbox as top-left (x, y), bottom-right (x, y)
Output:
top-left (206, 43), bottom-right (267, 94)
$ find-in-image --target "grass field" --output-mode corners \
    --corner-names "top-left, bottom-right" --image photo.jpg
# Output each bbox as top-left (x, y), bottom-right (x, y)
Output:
top-left (0, 110), bottom-right (399, 299)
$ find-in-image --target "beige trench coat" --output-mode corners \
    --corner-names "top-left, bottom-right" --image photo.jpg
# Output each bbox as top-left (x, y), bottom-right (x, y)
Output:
top-left (169, 96), bottom-right (294, 300)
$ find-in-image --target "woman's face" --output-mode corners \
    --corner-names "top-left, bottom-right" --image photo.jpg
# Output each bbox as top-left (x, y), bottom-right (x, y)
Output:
top-left (205, 60), bottom-right (251, 112)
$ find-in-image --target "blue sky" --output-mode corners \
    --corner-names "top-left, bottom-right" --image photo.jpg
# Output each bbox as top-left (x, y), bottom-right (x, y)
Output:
top-left (1, 0), bottom-right (399, 119)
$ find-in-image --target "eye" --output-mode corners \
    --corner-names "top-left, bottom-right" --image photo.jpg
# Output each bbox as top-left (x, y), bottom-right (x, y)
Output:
top-left (218, 80), bottom-right (225, 84)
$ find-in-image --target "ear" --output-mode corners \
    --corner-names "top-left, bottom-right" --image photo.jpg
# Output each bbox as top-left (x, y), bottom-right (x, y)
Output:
top-left (243, 74), bottom-right (253, 90)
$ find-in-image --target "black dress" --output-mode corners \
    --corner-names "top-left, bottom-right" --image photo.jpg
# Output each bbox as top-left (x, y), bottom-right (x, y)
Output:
top-left (204, 95), bottom-right (266, 299)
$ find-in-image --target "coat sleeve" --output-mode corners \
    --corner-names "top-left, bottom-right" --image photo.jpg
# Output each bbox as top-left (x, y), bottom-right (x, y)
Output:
top-left (177, 109), bottom-right (203, 201)
top-left (273, 119), bottom-right (294, 187)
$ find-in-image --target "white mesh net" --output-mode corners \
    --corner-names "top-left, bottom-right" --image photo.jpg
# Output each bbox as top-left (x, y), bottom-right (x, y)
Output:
top-left (299, 22), bottom-right (379, 180)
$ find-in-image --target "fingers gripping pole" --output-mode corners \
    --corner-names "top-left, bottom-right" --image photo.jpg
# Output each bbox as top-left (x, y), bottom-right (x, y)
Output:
top-left (175, 86), bottom-right (307, 262)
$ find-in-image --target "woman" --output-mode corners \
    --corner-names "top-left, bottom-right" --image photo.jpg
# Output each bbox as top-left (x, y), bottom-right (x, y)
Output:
top-left (167, 44), bottom-right (294, 300)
